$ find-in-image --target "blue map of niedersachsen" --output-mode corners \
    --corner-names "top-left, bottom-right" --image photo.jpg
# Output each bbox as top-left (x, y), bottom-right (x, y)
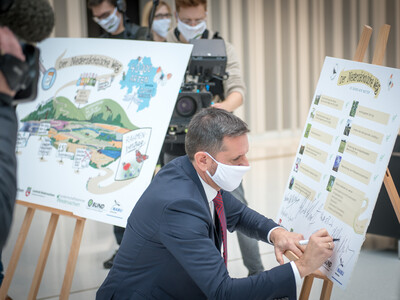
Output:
top-left (120, 57), bottom-right (159, 112)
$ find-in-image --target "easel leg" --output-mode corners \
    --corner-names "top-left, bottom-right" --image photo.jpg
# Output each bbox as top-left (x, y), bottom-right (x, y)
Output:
top-left (0, 207), bottom-right (35, 300)
top-left (398, 239), bottom-right (400, 260)
top-left (320, 279), bottom-right (333, 300)
top-left (383, 169), bottom-right (400, 223)
top-left (60, 218), bottom-right (86, 300)
top-left (27, 213), bottom-right (60, 300)
top-left (299, 275), bottom-right (314, 300)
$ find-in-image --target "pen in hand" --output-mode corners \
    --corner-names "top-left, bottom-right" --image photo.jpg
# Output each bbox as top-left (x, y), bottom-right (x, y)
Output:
top-left (299, 238), bottom-right (340, 245)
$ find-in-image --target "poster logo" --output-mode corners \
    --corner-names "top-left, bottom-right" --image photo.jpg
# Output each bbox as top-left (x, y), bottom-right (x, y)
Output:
top-left (87, 199), bottom-right (105, 211)
top-left (25, 187), bottom-right (32, 197)
top-left (110, 200), bottom-right (123, 214)
top-left (336, 267), bottom-right (345, 276)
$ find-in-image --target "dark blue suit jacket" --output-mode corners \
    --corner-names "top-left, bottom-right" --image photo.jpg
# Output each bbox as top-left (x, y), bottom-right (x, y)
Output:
top-left (97, 156), bottom-right (296, 300)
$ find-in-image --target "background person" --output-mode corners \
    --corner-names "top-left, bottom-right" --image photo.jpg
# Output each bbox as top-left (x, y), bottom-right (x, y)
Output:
top-left (141, 1), bottom-right (172, 42)
top-left (0, 250), bottom-right (11, 300)
top-left (97, 107), bottom-right (335, 300)
top-left (88, 0), bottom-right (147, 40)
top-left (0, 0), bottom-right (55, 293)
top-left (87, 0), bottom-right (148, 269)
top-left (164, 0), bottom-right (264, 276)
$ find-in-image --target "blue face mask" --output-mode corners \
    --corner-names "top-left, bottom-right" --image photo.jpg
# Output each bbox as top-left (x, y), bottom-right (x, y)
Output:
top-left (205, 152), bottom-right (250, 192)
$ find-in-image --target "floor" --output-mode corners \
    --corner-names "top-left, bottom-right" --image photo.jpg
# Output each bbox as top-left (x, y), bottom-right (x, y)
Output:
top-left (1, 155), bottom-right (399, 299)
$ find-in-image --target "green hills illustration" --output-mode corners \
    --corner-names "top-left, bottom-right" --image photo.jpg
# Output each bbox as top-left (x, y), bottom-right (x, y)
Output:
top-left (21, 96), bottom-right (138, 130)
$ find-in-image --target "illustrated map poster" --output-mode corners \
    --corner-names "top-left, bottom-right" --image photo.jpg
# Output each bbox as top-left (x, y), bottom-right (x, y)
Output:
top-left (16, 38), bottom-right (192, 227)
top-left (276, 57), bottom-right (400, 288)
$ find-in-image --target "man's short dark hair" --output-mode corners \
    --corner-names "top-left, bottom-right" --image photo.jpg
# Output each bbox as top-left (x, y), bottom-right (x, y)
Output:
top-left (175, 0), bottom-right (207, 12)
top-left (87, 0), bottom-right (117, 9)
top-left (185, 107), bottom-right (249, 161)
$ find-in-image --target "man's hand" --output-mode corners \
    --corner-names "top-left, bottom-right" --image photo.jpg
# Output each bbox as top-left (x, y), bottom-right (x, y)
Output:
top-left (294, 228), bottom-right (334, 278)
top-left (270, 227), bottom-right (304, 265)
top-left (0, 26), bottom-right (25, 97)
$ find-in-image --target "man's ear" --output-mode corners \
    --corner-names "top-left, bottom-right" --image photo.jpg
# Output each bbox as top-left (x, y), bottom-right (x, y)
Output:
top-left (194, 152), bottom-right (209, 172)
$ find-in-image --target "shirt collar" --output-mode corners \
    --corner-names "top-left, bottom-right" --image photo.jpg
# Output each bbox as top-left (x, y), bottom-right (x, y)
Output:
top-left (197, 174), bottom-right (218, 204)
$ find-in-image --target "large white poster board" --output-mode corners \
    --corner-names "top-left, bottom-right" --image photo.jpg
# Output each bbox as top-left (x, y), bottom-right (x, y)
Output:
top-left (16, 38), bottom-right (192, 227)
top-left (276, 57), bottom-right (400, 288)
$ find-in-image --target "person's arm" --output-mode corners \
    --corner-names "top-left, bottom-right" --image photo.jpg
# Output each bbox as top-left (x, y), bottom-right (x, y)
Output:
top-left (212, 42), bottom-right (245, 112)
top-left (270, 227), bottom-right (304, 264)
top-left (159, 197), bottom-right (297, 299)
top-left (0, 26), bottom-right (23, 249)
top-left (271, 227), bottom-right (335, 278)
top-left (293, 229), bottom-right (334, 278)
top-left (0, 96), bottom-right (18, 250)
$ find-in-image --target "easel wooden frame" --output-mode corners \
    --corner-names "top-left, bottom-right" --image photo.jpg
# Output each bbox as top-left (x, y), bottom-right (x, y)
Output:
top-left (285, 24), bottom-right (400, 300)
top-left (0, 200), bottom-right (86, 300)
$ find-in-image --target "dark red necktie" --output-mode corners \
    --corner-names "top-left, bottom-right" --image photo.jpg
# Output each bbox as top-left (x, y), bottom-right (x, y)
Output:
top-left (213, 191), bottom-right (227, 266)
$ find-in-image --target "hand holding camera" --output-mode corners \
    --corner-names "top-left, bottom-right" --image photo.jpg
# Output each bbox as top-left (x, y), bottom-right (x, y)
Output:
top-left (0, 26), bottom-right (25, 98)
top-left (0, 0), bottom-right (55, 105)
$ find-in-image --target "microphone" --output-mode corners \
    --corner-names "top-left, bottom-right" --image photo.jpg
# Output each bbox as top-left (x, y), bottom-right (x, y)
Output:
top-left (0, 0), bottom-right (55, 43)
top-left (146, 0), bottom-right (160, 40)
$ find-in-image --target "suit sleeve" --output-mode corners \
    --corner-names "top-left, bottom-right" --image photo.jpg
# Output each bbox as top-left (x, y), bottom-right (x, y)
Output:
top-left (223, 191), bottom-right (279, 243)
top-left (0, 98), bottom-right (17, 249)
top-left (159, 197), bottom-right (297, 300)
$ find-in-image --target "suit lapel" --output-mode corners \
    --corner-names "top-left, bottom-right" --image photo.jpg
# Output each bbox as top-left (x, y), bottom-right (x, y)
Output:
top-left (180, 156), bottom-right (210, 212)
top-left (180, 156), bottom-right (221, 249)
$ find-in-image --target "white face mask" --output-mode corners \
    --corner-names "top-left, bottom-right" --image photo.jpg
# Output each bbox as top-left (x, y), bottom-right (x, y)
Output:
top-left (152, 18), bottom-right (171, 38)
top-left (177, 18), bottom-right (206, 41)
top-left (93, 7), bottom-right (121, 34)
top-left (205, 152), bottom-right (250, 192)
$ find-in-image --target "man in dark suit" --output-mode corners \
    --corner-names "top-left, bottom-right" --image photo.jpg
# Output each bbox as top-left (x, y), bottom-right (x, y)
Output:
top-left (97, 107), bottom-right (334, 300)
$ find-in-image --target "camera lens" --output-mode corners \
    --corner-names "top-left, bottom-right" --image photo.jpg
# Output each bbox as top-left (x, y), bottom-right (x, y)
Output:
top-left (176, 96), bottom-right (197, 117)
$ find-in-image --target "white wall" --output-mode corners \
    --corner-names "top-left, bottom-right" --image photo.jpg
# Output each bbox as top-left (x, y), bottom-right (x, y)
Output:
top-left (51, 0), bottom-right (400, 159)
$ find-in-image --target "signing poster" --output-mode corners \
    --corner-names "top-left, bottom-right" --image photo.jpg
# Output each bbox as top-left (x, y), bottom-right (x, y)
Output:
top-left (276, 57), bottom-right (400, 288)
top-left (16, 38), bottom-right (192, 227)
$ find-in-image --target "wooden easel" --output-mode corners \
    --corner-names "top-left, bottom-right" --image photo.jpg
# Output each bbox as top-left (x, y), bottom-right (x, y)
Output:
top-left (0, 200), bottom-right (86, 300)
top-left (285, 24), bottom-right (400, 300)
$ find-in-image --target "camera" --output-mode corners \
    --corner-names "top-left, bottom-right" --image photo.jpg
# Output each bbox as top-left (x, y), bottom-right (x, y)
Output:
top-left (166, 91), bottom-right (212, 144)
top-left (0, 42), bottom-right (40, 105)
top-left (188, 38), bottom-right (228, 82)
top-left (165, 39), bottom-right (228, 145)
top-left (0, 0), bottom-right (52, 106)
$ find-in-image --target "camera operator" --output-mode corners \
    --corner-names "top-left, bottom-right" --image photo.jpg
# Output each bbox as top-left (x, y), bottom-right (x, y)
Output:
top-left (0, 26), bottom-right (22, 251)
top-left (0, 10), bottom-right (54, 300)
top-left (165, 0), bottom-right (265, 276)
top-left (88, 0), bottom-right (148, 40)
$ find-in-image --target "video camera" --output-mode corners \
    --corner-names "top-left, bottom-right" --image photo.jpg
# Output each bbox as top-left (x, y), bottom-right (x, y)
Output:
top-left (0, 0), bottom-right (52, 105)
top-left (165, 38), bottom-right (228, 144)
top-left (0, 43), bottom-right (40, 105)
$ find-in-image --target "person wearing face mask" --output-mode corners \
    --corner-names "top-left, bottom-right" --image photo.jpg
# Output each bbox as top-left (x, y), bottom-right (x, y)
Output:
top-left (88, 0), bottom-right (147, 40)
top-left (166, 0), bottom-right (243, 112)
top-left (141, 1), bottom-right (172, 42)
top-left (87, 0), bottom-right (148, 270)
top-left (164, 0), bottom-right (265, 277)
top-left (96, 107), bottom-right (335, 300)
